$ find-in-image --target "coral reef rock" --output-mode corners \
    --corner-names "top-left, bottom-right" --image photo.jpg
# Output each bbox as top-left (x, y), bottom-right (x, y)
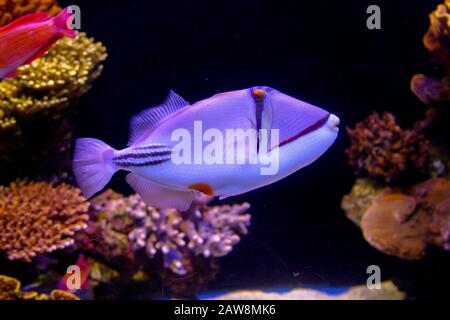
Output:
top-left (345, 112), bottom-right (429, 182)
top-left (0, 181), bottom-right (89, 262)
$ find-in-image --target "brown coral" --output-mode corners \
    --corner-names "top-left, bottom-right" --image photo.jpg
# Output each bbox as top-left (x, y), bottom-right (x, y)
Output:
top-left (0, 181), bottom-right (89, 262)
top-left (345, 112), bottom-right (429, 182)
top-left (359, 178), bottom-right (450, 259)
top-left (0, 0), bottom-right (61, 26)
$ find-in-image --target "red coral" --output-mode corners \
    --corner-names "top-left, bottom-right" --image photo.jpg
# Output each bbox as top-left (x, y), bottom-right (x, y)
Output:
top-left (345, 112), bottom-right (429, 182)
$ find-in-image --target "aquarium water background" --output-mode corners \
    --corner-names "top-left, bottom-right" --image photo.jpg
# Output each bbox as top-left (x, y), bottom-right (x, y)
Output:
top-left (0, 0), bottom-right (449, 300)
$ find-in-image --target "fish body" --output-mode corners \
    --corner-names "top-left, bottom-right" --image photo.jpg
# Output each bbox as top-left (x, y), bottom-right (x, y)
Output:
top-left (73, 87), bottom-right (340, 210)
top-left (0, 7), bottom-right (76, 80)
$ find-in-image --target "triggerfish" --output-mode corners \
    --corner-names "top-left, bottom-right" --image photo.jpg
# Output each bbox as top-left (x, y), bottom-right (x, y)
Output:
top-left (0, 7), bottom-right (76, 80)
top-left (73, 87), bottom-right (340, 211)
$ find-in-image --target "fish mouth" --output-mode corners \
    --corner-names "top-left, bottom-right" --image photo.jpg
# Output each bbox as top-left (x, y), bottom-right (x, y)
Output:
top-left (275, 113), bottom-right (339, 149)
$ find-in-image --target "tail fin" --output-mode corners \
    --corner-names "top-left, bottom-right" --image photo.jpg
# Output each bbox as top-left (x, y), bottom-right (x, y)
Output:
top-left (73, 138), bottom-right (118, 199)
top-left (54, 7), bottom-right (77, 38)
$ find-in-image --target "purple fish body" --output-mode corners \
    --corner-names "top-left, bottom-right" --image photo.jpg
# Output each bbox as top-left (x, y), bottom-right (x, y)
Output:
top-left (73, 87), bottom-right (339, 210)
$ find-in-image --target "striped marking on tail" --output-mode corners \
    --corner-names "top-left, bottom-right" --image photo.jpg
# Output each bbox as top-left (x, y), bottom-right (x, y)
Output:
top-left (113, 145), bottom-right (172, 168)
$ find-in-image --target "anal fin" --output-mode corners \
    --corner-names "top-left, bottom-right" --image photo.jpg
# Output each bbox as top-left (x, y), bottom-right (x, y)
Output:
top-left (126, 173), bottom-right (194, 211)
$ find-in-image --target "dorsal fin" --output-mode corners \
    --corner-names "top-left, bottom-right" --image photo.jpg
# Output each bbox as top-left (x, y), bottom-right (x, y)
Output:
top-left (128, 90), bottom-right (189, 146)
top-left (0, 13), bottom-right (52, 34)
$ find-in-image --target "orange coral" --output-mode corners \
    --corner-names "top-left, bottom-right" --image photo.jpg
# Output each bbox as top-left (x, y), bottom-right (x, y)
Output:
top-left (345, 112), bottom-right (429, 182)
top-left (0, 0), bottom-right (61, 26)
top-left (0, 181), bottom-right (89, 262)
top-left (360, 178), bottom-right (450, 259)
top-left (361, 193), bottom-right (428, 260)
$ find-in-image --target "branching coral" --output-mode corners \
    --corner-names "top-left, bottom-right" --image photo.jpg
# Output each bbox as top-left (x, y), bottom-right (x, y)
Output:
top-left (78, 190), bottom-right (251, 276)
top-left (0, 274), bottom-right (79, 300)
top-left (345, 112), bottom-right (429, 182)
top-left (0, 0), bottom-right (60, 26)
top-left (128, 196), bottom-right (251, 275)
top-left (358, 178), bottom-right (450, 260)
top-left (0, 181), bottom-right (89, 262)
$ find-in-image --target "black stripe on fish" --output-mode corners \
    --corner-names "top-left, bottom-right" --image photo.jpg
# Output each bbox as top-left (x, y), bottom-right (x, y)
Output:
top-left (114, 158), bottom-right (169, 168)
top-left (112, 149), bottom-right (172, 161)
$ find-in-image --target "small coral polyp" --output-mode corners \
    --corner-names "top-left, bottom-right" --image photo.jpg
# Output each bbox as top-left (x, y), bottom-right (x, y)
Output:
top-left (0, 180), bottom-right (89, 262)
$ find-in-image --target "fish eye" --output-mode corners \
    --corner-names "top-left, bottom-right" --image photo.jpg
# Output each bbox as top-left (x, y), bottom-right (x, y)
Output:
top-left (252, 89), bottom-right (266, 102)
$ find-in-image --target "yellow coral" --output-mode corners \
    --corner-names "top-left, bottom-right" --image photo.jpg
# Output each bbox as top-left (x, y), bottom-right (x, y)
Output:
top-left (0, 32), bottom-right (107, 132)
top-left (0, 274), bottom-right (81, 300)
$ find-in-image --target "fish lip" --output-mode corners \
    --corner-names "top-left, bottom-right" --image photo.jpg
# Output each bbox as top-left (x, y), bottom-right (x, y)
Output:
top-left (272, 113), bottom-right (334, 149)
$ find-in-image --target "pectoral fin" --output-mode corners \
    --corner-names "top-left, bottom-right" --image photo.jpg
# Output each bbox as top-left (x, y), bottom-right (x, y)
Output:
top-left (126, 173), bottom-right (194, 211)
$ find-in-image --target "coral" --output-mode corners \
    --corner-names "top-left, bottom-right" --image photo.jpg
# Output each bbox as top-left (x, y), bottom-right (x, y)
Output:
top-left (411, 74), bottom-right (450, 105)
top-left (341, 179), bottom-right (383, 226)
top-left (0, 32), bottom-right (106, 124)
top-left (0, 274), bottom-right (80, 300)
top-left (358, 178), bottom-right (450, 260)
top-left (78, 190), bottom-right (251, 276)
top-left (0, 31), bottom-right (107, 178)
top-left (345, 112), bottom-right (429, 182)
top-left (0, 181), bottom-right (89, 262)
top-left (0, 0), bottom-right (61, 26)
top-left (423, 0), bottom-right (450, 71)
top-left (128, 196), bottom-right (251, 275)
top-left (411, 1), bottom-right (450, 104)
top-left (361, 193), bottom-right (428, 260)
